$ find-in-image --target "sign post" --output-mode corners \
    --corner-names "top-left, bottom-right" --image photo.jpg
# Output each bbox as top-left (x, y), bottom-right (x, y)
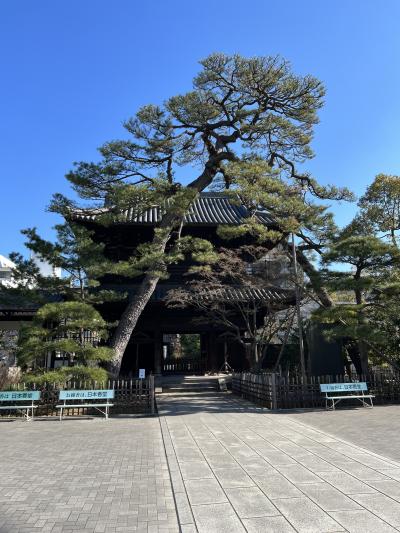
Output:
top-left (139, 368), bottom-right (145, 379)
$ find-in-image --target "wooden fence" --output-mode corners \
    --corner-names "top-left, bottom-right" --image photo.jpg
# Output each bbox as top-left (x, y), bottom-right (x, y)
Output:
top-left (3, 376), bottom-right (155, 417)
top-left (163, 357), bottom-right (206, 374)
top-left (232, 370), bottom-right (400, 409)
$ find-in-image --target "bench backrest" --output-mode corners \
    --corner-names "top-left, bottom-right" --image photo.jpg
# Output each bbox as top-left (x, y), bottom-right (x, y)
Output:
top-left (320, 382), bottom-right (368, 393)
top-left (0, 391), bottom-right (41, 401)
top-left (59, 389), bottom-right (114, 400)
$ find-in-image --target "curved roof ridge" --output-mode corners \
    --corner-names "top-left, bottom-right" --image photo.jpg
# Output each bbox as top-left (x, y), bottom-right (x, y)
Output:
top-left (71, 192), bottom-right (274, 226)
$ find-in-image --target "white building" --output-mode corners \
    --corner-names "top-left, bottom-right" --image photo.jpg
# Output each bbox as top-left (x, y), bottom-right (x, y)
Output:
top-left (0, 253), bottom-right (62, 287)
top-left (31, 253), bottom-right (62, 279)
top-left (0, 254), bottom-right (17, 287)
top-left (0, 253), bottom-right (62, 367)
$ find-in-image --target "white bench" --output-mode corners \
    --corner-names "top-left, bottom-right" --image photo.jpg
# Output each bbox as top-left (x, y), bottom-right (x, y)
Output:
top-left (0, 390), bottom-right (41, 421)
top-left (56, 389), bottom-right (114, 421)
top-left (320, 382), bottom-right (374, 410)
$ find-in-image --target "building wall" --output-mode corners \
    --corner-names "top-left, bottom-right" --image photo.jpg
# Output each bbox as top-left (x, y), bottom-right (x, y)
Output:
top-left (0, 321), bottom-right (22, 367)
top-left (307, 323), bottom-right (344, 376)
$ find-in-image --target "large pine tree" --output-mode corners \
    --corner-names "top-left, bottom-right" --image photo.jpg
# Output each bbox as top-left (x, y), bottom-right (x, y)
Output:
top-left (48, 53), bottom-right (351, 375)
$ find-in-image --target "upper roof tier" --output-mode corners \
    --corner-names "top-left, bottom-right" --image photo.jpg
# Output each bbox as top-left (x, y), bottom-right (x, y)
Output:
top-left (71, 192), bottom-right (274, 226)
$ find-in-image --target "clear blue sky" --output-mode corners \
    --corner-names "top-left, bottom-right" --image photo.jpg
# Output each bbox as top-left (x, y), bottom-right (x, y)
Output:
top-left (1, 0), bottom-right (400, 256)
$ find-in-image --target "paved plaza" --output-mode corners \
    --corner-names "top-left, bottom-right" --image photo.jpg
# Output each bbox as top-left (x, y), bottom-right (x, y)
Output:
top-left (281, 405), bottom-right (400, 463)
top-left (0, 417), bottom-right (178, 533)
top-left (2, 394), bottom-right (400, 532)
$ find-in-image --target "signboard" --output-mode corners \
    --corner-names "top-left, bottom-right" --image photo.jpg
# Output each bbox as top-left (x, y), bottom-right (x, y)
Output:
top-left (139, 368), bottom-right (145, 379)
top-left (0, 391), bottom-right (41, 401)
top-left (320, 382), bottom-right (367, 393)
top-left (59, 389), bottom-right (114, 400)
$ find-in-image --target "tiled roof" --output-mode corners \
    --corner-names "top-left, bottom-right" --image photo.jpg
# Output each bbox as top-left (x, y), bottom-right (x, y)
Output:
top-left (72, 192), bottom-right (274, 226)
top-left (123, 284), bottom-right (294, 304)
top-left (199, 286), bottom-right (293, 303)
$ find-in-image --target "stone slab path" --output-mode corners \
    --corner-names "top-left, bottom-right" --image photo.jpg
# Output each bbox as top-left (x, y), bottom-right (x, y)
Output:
top-left (281, 405), bottom-right (400, 463)
top-left (158, 392), bottom-right (400, 533)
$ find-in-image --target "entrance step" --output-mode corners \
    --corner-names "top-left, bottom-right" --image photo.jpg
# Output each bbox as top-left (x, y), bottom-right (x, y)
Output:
top-left (163, 386), bottom-right (217, 393)
top-left (158, 375), bottom-right (223, 394)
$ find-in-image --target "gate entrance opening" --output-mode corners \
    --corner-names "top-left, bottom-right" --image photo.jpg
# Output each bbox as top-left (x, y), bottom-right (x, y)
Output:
top-left (163, 334), bottom-right (203, 374)
top-left (120, 329), bottom-right (250, 377)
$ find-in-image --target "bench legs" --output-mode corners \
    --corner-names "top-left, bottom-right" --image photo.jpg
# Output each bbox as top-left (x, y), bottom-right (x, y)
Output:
top-left (58, 404), bottom-right (111, 421)
top-left (19, 405), bottom-right (34, 421)
top-left (359, 396), bottom-right (374, 408)
top-left (18, 407), bottom-right (33, 421)
top-left (26, 405), bottom-right (34, 422)
top-left (325, 397), bottom-right (374, 410)
top-left (94, 405), bottom-right (110, 420)
top-left (325, 396), bottom-right (337, 410)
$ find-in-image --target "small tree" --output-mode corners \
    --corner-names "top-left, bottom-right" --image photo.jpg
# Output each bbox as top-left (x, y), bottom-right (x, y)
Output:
top-left (18, 223), bottom-right (120, 304)
top-left (0, 221), bottom-right (122, 308)
top-left (0, 222), bottom-right (120, 381)
top-left (359, 174), bottom-right (400, 247)
top-left (180, 334), bottom-right (201, 358)
top-left (18, 301), bottom-right (113, 383)
top-left (315, 219), bottom-right (400, 374)
top-left (366, 284), bottom-right (400, 370)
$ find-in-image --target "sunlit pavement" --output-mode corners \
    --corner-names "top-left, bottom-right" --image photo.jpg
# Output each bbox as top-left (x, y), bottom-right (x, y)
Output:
top-left (158, 392), bottom-right (400, 533)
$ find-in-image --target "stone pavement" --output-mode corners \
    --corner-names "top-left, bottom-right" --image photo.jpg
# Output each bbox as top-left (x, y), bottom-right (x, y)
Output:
top-left (158, 392), bottom-right (400, 533)
top-left (280, 405), bottom-right (400, 463)
top-left (0, 417), bottom-right (178, 533)
top-left (2, 394), bottom-right (400, 533)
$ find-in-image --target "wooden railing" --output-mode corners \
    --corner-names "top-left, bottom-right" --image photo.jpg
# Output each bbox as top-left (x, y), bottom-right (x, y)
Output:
top-left (3, 376), bottom-right (155, 417)
top-left (163, 357), bottom-right (206, 374)
top-left (232, 370), bottom-right (400, 409)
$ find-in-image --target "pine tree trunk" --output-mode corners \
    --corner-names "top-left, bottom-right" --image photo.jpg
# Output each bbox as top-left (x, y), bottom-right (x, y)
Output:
top-left (354, 281), bottom-right (369, 376)
top-left (358, 341), bottom-right (369, 376)
top-left (109, 270), bottom-right (163, 375)
top-left (295, 249), bottom-right (334, 308)
top-left (391, 228), bottom-right (397, 248)
top-left (108, 156), bottom-right (226, 376)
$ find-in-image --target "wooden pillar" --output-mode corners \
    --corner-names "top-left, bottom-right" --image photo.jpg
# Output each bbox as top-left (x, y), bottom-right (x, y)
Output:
top-left (200, 334), bottom-right (209, 374)
top-left (134, 343), bottom-right (139, 375)
top-left (154, 331), bottom-right (163, 375)
top-left (208, 332), bottom-right (218, 373)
